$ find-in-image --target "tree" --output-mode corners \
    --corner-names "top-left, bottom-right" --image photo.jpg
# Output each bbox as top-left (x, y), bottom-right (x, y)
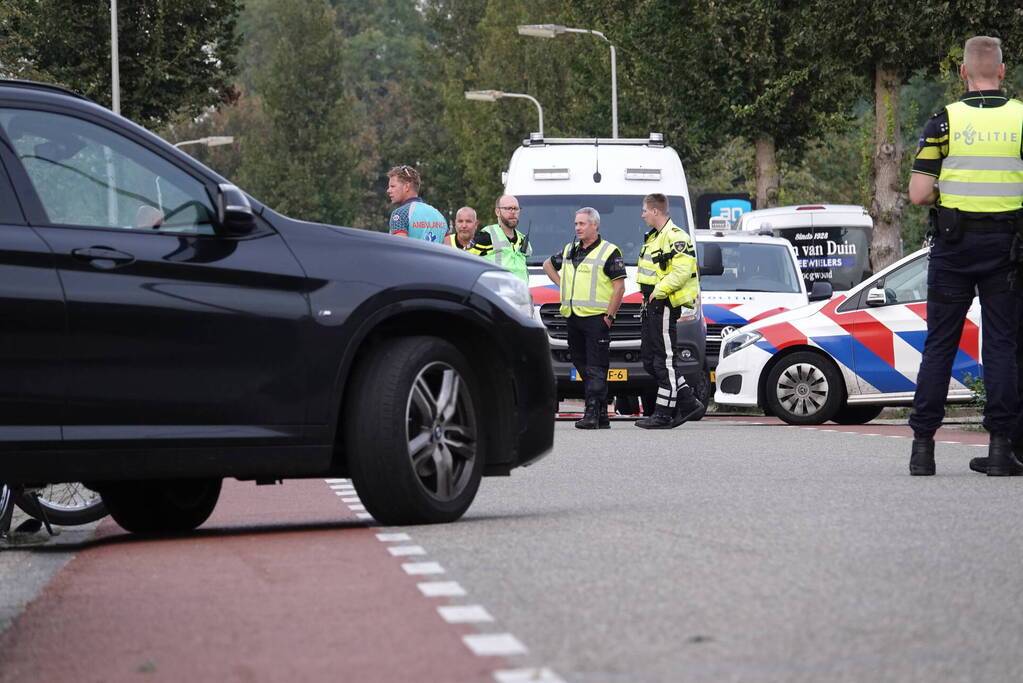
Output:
top-left (0, 0), bottom-right (241, 130)
top-left (237, 0), bottom-right (357, 225)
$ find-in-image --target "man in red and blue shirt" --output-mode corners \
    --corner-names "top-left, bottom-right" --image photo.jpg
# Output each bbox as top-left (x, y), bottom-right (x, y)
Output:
top-left (386, 165), bottom-right (448, 243)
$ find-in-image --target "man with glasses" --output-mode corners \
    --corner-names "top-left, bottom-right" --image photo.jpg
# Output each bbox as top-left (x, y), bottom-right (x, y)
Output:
top-left (386, 165), bottom-right (448, 243)
top-left (469, 195), bottom-right (532, 282)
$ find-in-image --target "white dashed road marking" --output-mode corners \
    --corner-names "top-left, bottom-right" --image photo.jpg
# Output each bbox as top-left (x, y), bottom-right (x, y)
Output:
top-left (494, 669), bottom-right (566, 683)
top-left (463, 633), bottom-right (528, 656)
top-left (347, 504), bottom-right (366, 511)
top-left (376, 532), bottom-right (411, 542)
top-left (387, 545), bottom-right (426, 557)
top-left (438, 605), bottom-right (494, 623)
top-left (355, 512), bottom-right (373, 520)
top-left (402, 561), bottom-right (445, 576)
top-left (417, 581), bottom-right (466, 597)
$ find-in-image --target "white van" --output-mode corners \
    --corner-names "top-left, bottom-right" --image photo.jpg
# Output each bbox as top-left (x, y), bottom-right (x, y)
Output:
top-left (733, 204), bottom-right (874, 292)
top-left (505, 132), bottom-right (718, 416)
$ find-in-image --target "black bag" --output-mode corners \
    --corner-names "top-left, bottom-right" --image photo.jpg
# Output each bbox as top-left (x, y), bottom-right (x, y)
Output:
top-left (933, 206), bottom-right (964, 244)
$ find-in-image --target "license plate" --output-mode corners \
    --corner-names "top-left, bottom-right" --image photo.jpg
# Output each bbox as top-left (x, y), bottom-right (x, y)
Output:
top-left (570, 369), bottom-right (628, 381)
top-left (710, 371), bottom-right (716, 383)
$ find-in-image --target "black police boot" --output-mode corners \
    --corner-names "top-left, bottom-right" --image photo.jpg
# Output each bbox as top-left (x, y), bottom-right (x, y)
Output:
top-left (986, 434), bottom-right (1023, 476)
top-left (969, 457), bottom-right (989, 474)
top-left (670, 388), bottom-right (704, 428)
top-left (635, 405), bottom-right (674, 430)
top-left (909, 437), bottom-right (935, 476)
top-left (575, 400), bottom-right (599, 430)
top-left (597, 402), bottom-right (611, 429)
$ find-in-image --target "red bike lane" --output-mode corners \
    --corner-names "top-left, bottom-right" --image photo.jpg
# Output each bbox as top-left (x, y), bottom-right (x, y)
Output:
top-left (0, 479), bottom-right (497, 682)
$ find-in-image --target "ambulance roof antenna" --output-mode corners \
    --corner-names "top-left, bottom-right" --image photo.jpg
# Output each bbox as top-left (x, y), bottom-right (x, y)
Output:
top-left (592, 137), bottom-right (602, 183)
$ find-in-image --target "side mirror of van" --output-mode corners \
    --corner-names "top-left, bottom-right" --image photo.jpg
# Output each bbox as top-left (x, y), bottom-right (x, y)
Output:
top-left (699, 242), bottom-right (724, 277)
top-left (216, 183), bottom-right (256, 236)
top-left (808, 281), bottom-right (833, 302)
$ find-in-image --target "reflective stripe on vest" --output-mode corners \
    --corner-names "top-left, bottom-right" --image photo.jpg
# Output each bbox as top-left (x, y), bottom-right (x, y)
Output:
top-left (482, 225), bottom-right (528, 282)
top-left (559, 240), bottom-right (618, 317)
top-left (938, 100), bottom-right (1023, 212)
top-left (636, 230), bottom-right (659, 285)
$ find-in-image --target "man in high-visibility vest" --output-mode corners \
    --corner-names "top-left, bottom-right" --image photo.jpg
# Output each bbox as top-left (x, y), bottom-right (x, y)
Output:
top-left (634, 193), bottom-right (703, 429)
top-left (469, 195), bottom-right (531, 282)
top-left (445, 206), bottom-right (478, 249)
top-left (908, 35), bottom-right (1023, 476)
top-left (542, 207), bottom-right (626, 429)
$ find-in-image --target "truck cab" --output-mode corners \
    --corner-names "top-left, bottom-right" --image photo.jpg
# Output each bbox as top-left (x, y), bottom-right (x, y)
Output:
top-left (504, 132), bottom-right (711, 416)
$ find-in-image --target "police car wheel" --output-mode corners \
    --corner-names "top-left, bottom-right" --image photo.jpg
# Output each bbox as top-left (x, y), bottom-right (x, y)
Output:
top-left (346, 336), bottom-right (483, 525)
top-left (764, 352), bottom-right (843, 425)
top-left (830, 403), bottom-right (884, 425)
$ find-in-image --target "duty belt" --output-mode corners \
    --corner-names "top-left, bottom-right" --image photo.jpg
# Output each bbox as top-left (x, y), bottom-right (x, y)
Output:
top-left (961, 217), bottom-right (1019, 234)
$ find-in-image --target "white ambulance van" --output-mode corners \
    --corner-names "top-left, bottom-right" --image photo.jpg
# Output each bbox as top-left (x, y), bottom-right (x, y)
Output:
top-left (733, 204), bottom-right (874, 293)
top-left (505, 132), bottom-right (718, 417)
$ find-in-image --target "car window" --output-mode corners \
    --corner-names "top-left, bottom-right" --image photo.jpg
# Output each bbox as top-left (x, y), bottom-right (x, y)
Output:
top-left (0, 108), bottom-right (215, 235)
top-left (875, 255), bottom-right (928, 305)
top-left (698, 242), bottom-right (801, 293)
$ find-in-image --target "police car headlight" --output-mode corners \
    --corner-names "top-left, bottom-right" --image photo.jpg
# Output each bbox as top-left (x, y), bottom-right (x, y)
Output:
top-left (721, 330), bottom-right (762, 360)
top-left (473, 270), bottom-right (534, 321)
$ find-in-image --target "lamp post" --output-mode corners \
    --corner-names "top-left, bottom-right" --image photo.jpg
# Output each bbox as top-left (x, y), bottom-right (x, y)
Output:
top-left (174, 136), bottom-right (235, 149)
top-left (464, 90), bottom-right (544, 138)
top-left (517, 23), bottom-right (617, 139)
top-left (110, 0), bottom-right (119, 115)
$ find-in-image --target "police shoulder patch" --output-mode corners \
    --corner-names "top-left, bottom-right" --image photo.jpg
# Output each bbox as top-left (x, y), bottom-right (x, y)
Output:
top-left (673, 240), bottom-right (688, 253)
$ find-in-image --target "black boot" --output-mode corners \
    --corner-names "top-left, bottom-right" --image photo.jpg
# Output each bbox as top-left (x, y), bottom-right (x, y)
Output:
top-left (986, 434), bottom-right (1023, 476)
top-left (598, 402), bottom-right (610, 429)
top-left (969, 441), bottom-right (1023, 474)
top-left (909, 437), bottom-right (935, 476)
top-left (635, 405), bottom-right (674, 429)
top-left (670, 388), bottom-right (704, 428)
top-left (575, 399), bottom-right (599, 430)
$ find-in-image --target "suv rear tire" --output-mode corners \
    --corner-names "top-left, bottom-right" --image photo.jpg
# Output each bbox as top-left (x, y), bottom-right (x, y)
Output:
top-left (346, 336), bottom-right (483, 525)
top-left (101, 479), bottom-right (221, 534)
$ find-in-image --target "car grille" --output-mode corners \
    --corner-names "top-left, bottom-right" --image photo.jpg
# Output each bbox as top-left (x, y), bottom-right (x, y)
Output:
top-left (706, 322), bottom-right (727, 358)
top-left (539, 303), bottom-right (644, 341)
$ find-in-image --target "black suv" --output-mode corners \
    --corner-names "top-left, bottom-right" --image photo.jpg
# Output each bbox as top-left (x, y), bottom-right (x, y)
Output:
top-left (0, 80), bottom-right (554, 532)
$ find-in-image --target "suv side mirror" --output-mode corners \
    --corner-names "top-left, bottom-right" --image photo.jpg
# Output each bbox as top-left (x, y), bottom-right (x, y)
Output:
top-left (699, 242), bottom-right (724, 276)
top-left (808, 281), bottom-right (833, 302)
top-left (866, 287), bottom-right (888, 306)
top-left (216, 183), bottom-right (255, 236)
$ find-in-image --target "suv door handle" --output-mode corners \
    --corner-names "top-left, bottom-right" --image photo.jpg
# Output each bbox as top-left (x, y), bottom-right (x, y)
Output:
top-left (71, 246), bottom-right (136, 268)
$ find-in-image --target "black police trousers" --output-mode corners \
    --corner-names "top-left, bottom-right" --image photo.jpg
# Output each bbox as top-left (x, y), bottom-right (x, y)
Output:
top-left (909, 232), bottom-right (1020, 438)
top-left (640, 298), bottom-right (690, 410)
top-left (566, 313), bottom-right (610, 404)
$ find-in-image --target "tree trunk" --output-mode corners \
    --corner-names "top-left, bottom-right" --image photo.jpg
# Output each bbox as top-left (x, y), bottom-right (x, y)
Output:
top-left (754, 137), bottom-right (780, 209)
top-left (870, 65), bottom-right (905, 273)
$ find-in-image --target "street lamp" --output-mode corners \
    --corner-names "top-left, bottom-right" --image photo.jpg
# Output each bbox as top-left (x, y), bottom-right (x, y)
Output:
top-left (174, 136), bottom-right (235, 149)
top-left (464, 90), bottom-right (544, 138)
top-left (517, 23), bottom-right (618, 139)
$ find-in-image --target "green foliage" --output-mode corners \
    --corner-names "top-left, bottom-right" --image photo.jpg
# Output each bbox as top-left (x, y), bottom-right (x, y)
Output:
top-left (0, 0), bottom-right (241, 130)
top-left (236, 0), bottom-right (356, 225)
top-left (962, 372), bottom-right (987, 408)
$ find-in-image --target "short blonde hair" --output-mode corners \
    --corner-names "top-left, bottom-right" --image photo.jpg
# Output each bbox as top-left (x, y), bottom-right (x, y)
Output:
top-left (964, 36), bottom-right (1003, 80)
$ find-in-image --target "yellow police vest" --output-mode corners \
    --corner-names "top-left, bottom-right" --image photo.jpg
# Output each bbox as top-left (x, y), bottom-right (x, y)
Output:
top-left (445, 234), bottom-right (469, 249)
top-left (480, 224), bottom-right (530, 283)
top-left (939, 99), bottom-right (1023, 213)
top-left (636, 228), bottom-right (659, 285)
top-left (647, 221), bottom-right (698, 309)
top-left (559, 239), bottom-right (618, 318)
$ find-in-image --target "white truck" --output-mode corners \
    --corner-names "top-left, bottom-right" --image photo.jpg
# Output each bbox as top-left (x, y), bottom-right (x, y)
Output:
top-left (504, 132), bottom-right (721, 417)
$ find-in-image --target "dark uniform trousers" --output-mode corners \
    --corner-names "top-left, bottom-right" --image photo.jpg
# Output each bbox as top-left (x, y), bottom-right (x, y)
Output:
top-left (567, 314), bottom-right (611, 404)
top-left (640, 298), bottom-right (687, 410)
top-left (909, 231), bottom-right (1020, 438)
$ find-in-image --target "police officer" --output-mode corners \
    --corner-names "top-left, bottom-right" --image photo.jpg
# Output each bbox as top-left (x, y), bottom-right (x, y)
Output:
top-left (908, 35), bottom-right (1023, 476)
top-left (634, 193), bottom-right (703, 429)
top-left (542, 208), bottom-right (626, 429)
top-left (445, 206), bottom-right (478, 249)
top-left (469, 195), bottom-right (532, 282)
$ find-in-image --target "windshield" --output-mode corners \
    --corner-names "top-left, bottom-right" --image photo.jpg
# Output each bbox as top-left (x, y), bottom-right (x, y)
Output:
top-left (516, 194), bottom-right (689, 265)
top-left (697, 242), bottom-right (802, 293)
top-left (771, 225), bottom-right (872, 292)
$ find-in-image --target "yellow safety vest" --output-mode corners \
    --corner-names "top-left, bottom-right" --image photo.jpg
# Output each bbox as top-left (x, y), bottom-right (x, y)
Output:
top-left (559, 239), bottom-right (619, 318)
top-left (636, 228), bottom-right (659, 285)
top-left (480, 224), bottom-right (530, 283)
top-left (445, 234), bottom-right (470, 249)
top-left (939, 99), bottom-right (1023, 213)
top-left (645, 221), bottom-right (698, 309)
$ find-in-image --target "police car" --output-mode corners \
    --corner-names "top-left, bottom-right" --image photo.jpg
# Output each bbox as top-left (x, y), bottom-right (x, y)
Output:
top-left (714, 247), bottom-right (982, 425)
